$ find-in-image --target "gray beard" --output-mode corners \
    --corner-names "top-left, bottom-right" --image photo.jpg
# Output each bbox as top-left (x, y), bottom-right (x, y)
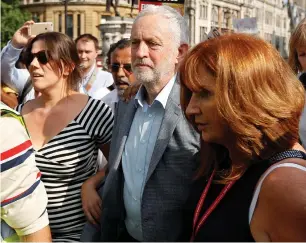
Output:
top-left (117, 89), bottom-right (125, 98)
top-left (134, 69), bottom-right (160, 85)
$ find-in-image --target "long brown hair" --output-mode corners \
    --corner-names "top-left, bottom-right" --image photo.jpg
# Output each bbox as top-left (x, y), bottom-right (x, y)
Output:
top-left (24, 32), bottom-right (82, 93)
top-left (180, 33), bottom-right (305, 180)
top-left (289, 17), bottom-right (306, 74)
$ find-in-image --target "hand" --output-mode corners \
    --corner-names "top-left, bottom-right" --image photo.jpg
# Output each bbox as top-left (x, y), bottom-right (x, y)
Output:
top-left (81, 179), bottom-right (102, 226)
top-left (1, 86), bottom-right (18, 108)
top-left (11, 20), bottom-right (36, 49)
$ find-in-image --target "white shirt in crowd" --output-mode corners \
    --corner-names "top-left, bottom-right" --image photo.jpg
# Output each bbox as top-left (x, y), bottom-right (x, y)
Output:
top-left (101, 89), bottom-right (119, 113)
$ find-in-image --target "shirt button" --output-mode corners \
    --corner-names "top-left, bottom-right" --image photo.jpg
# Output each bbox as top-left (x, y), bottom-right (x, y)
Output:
top-left (141, 140), bottom-right (146, 143)
top-left (137, 168), bottom-right (142, 172)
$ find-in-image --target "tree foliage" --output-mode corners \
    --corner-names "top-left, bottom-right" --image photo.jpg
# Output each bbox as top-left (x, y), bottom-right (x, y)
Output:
top-left (1, 0), bottom-right (31, 49)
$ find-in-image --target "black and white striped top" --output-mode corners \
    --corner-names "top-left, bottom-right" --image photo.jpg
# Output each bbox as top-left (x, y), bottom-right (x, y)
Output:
top-left (17, 97), bottom-right (114, 242)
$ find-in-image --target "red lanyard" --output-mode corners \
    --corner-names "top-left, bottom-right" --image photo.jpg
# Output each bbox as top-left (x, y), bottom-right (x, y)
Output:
top-left (190, 170), bottom-right (236, 242)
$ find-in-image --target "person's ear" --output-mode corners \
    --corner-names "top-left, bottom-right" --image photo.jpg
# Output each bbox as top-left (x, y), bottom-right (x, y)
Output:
top-left (63, 63), bottom-right (75, 76)
top-left (176, 43), bottom-right (189, 64)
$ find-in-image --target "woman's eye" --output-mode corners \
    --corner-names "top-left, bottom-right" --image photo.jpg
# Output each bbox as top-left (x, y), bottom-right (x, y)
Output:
top-left (199, 89), bottom-right (212, 98)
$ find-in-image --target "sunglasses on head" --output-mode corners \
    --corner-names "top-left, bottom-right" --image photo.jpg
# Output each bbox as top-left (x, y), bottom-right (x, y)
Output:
top-left (24, 51), bottom-right (49, 67)
top-left (111, 63), bottom-right (132, 73)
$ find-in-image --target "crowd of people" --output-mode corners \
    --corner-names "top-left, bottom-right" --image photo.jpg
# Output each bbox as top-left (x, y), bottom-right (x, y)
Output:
top-left (1, 5), bottom-right (306, 242)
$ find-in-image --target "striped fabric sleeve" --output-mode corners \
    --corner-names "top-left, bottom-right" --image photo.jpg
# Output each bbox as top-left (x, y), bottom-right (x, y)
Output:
top-left (0, 114), bottom-right (49, 236)
top-left (95, 100), bottom-right (114, 145)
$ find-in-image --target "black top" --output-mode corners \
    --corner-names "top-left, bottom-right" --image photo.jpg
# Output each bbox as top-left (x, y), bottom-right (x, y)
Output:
top-left (182, 150), bottom-right (306, 242)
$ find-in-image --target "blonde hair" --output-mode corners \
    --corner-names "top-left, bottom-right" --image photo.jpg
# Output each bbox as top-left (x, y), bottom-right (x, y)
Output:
top-left (289, 18), bottom-right (306, 74)
top-left (180, 33), bottom-right (305, 181)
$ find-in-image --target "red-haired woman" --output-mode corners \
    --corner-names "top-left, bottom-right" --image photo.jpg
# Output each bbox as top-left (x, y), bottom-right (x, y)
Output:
top-left (181, 34), bottom-right (306, 241)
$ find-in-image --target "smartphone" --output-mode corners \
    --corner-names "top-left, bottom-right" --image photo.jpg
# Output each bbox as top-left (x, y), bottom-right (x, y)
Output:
top-left (29, 22), bottom-right (53, 36)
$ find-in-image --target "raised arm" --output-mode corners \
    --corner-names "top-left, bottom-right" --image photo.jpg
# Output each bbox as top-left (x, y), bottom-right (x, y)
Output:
top-left (1, 21), bottom-right (35, 94)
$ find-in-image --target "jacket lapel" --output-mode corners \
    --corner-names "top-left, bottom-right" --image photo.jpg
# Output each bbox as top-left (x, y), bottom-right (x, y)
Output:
top-left (111, 100), bottom-right (137, 170)
top-left (145, 80), bottom-right (181, 183)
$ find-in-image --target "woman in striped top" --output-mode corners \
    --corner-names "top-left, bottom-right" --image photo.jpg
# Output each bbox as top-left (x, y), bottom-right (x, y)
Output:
top-left (16, 32), bottom-right (114, 241)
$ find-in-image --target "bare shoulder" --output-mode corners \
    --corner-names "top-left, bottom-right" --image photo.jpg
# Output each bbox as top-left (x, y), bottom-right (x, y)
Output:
top-left (68, 93), bottom-right (89, 106)
top-left (20, 98), bottom-right (39, 115)
top-left (253, 159), bottom-right (306, 241)
top-left (260, 159), bottom-right (306, 210)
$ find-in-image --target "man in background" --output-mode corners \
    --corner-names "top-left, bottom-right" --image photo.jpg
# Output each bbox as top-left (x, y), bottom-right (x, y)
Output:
top-left (75, 34), bottom-right (114, 98)
top-left (102, 38), bottom-right (136, 111)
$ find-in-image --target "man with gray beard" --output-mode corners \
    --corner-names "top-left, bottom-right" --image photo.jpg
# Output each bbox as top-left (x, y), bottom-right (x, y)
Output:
top-left (81, 5), bottom-right (200, 242)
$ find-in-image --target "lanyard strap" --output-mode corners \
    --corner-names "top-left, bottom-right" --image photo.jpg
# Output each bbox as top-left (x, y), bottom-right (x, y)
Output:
top-left (85, 66), bottom-right (98, 92)
top-left (190, 170), bottom-right (236, 241)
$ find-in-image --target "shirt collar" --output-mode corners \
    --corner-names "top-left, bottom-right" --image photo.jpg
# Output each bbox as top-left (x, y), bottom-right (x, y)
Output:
top-left (134, 74), bottom-right (176, 110)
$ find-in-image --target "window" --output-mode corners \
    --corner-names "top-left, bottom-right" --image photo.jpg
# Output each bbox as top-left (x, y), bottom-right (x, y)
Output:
top-left (211, 7), bottom-right (218, 26)
top-left (264, 33), bottom-right (272, 43)
top-left (276, 15), bottom-right (281, 27)
top-left (77, 14), bottom-right (81, 37)
top-left (32, 12), bottom-right (40, 22)
top-left (67, 14), bottom-right (73, 38)
top-left (200, 4), bottom-right (208, 20)
top-left (200, 26), bottom-right (208, 41)
top-left (283, 18), bottom-right (286, 28)
top-left (33, 0), bottom-right (40, 2)
top-left (265, 11), bottom-right (273, 25)
top-left (275, 35), bottom-right (281, 50)
top-left (255, 8), bottom-right (262, 22)
top-left (59, 13), bottom-right (62, 32)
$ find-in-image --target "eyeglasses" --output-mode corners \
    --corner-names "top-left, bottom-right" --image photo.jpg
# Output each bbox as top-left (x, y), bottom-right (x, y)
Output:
top-left (111, 63), bottom-right (132, 73)
top-left (24, 51), bottom-right (49, 67)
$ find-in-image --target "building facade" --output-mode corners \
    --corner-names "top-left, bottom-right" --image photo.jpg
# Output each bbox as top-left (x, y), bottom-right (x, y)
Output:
top-left (20, 0), bottom-right (297, 57)
top-left (288, 0), bottom-right (305, 30)
top-left (186, 0), bottom-right (291, 57)
top-left (20, 0), bottom-right (137, 43)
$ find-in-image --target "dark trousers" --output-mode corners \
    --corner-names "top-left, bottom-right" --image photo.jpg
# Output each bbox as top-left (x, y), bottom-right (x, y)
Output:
top-left (117, 226), bottom-right (138, 242)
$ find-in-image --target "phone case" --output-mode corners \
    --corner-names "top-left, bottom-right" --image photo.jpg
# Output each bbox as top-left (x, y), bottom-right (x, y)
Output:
top-left (29, 22), bottom-right (54, 36)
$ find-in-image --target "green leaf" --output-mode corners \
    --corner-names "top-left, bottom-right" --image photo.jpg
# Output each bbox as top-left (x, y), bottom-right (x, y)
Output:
top-left (1, 0), bottom-right (31, 49)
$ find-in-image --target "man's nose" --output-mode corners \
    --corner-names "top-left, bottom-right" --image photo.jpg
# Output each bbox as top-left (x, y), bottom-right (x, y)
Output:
top-left (135, 42), bottom-right (149, 59)
top-left (80, 52), bottom-right (86, 59)
top-left (116, 66), bottom-right (126, 77)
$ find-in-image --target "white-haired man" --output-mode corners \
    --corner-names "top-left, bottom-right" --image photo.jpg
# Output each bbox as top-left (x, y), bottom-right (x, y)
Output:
top-left (81, 5), bottom-right (200, 242)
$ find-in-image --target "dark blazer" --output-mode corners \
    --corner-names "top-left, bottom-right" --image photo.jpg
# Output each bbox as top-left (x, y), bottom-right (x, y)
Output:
top-left (100, 80), bottom-right (200, 241)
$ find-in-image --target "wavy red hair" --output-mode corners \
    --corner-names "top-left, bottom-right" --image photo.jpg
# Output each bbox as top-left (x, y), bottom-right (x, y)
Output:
top-left (180, 34), bottom-right (305, 180)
